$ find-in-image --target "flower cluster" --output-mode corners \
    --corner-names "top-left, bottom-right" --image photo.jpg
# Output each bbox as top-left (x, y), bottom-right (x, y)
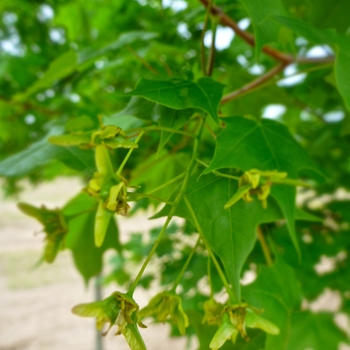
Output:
top-left (17, 202), bottom-right (68, 263)
top-left (224, 169), bottom-right (300, 209)
top-left (72, 291), bottom-right (147, 349)
top-left (202, 300), bottom-right (280, 350)
top-left (49, 119), bottom-right (138, 150)
top-left (86, 145), bottom-right (131, 246)
top-left (139, 291), bottom-right (189, 335)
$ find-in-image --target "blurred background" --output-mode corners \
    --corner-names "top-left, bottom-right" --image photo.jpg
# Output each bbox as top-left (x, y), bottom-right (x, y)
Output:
top-left (0, 177), bottom-right (192, 350)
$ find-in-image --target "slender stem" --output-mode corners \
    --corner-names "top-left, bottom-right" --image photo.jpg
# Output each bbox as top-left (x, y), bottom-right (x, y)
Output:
top-left (221, 63), bottom-right (287, 105)
top-left (198, 0), bottom-right (292, 63)
top-left (207, 256), bottom-right (214, 298)
top-left (196, 159), bottom-right (240, 180)
top-left (127, 214), bottom-right (173, 296)
top-left (195, 158), bottom-right (211, 168)
top-left (213, 171), bottom-right (240, 181)
top-left (127, 132), bottom-right (140, 139)
top-left (206, 15), bottom-right (217, 76)
top-left (94, 275), bottom-right (104, 350)
top-left (198, 0), bottom-right (335, 66)
top-left (127, 46), bottom-right (159, 74)
top-left (127, 125), bottom-right (194, 138)
top-left (220, 61), bottom-right (333, 107)
top-left (127, 192), bottom-right (173, 205)
top-left (204, 122), bottom-right (217, 140)
top-left (257, 226), bottom-right (273, 267)
top-left (184, 196), bottom-right (236, 303)
top-left (147, 173), bottom-right (185, 194)
top-left (296, 55), bottom-right (335, 64)
top-left (131, 153), bottom-right (171, 181)
top-left (66, 207), bottom-right (97, 221)
top-left (127, 118), bottom-right (206, 296)
top-left (117, 131), bottom-right (144, 175)
top-left (171, 236), bottom-right (201, 291)
top-left (201, 0), bottom-right (212, 75)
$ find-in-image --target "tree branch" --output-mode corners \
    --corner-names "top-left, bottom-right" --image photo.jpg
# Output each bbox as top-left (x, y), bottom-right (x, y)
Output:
top-left (199, 0), bottom-right (292, 63)
top-left (221, 63), bottom-right (287, 105)
top-left (198, 0), bottom-right (335, 66)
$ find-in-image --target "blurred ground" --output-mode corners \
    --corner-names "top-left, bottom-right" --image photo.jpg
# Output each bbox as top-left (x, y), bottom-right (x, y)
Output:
top-left (0, 178), bottom-right (190, 350)
top-left (0, 178), bottom-right (349, 350)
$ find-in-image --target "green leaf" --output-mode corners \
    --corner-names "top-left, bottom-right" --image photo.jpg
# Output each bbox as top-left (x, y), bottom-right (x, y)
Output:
top-left (204, 117), bottom-right (320, 256)
top-left (241, 0), bottom-right (289, 55)
top-left (286, 312), bottom-right (349, 350)
top-left (157, 106), bottom-right (196, 151)
top-left (55, 146), bottom-right (95, 174)
top-left (224, 184), bottom-right (253, 209)
top-left (0, 126), bottom-right (64, 177)
top-left (63, 192), bottom-right (121, 283)
top-left (272, 15), bottom-right (350, 110)
top-left (154, 172), bottom-right (287, 301)
top-left (284, 0), bottom-right (350, 33)
top-left (112, 96), bottom-right (196, 150)
top-left (273, 15), bottom-right (329, 43)
top-left (335, 51), bottom-right (350, 111)
top-left (131, 151), bottom-right (189, 204)
top-left (243, 258), bottom-right (302, 350)
top-left (0, 126), bottom-right (94, 176)
top-left (17, 50), bottom-right (77, 100)
top-left (78, 31), bottom-right (158, 64)
top-left (112, 96), bottom-right (156, 121)
top-left (126, 78), bottom-right (224, 124)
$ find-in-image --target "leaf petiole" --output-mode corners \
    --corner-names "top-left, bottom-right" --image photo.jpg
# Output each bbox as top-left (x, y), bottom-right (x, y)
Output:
top-left (184, 196), bottom-right (237, 303)
top-left (127, 117), bottom-right (206, 297)
top-left (127, 192), bottom-right (174, 205)
top-left (196, 159), bottom-right (240, 180)
top-left (171, 235), bottom-right (201, 292)
top-left (117, 130), bottom-right (145, 175)
top-left (128, 125), bottom-right (195, 138)
top-left (147, 172), bottom-right (186, 194)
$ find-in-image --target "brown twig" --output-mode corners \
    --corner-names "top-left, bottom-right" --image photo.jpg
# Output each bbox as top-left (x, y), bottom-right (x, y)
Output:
top-left (206, 19), bottom-right (217, 76)
top-left (127, 46), bottom-right (159, 75)
top-left (204, 122), bottom-right (217, 139)
top-left (200, 0), bottom-right (212, 75)
top-left (221, 63), bottom-right (287, 104)
top-left (0, 95), bottom-right (60, 120)
top-left (199, 0), bottom-right (292, 63)
top-left (198, 0), bottom-right (335, 66)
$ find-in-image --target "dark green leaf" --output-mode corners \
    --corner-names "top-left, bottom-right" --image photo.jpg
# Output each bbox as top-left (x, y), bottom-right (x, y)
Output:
top-left (286, 312), bottom-right (349, 350)
top-left (63, 192), bottom-right (121, 283)
top-left (243, 258), bottom-right (302, 350)
top-left (78, 31), bottom-right (158, 64)
top-left (126, 78), bottom-right (224, 124)
top-left (17, 51), bottom-right (77, 100)
top-left (241, 0), bottom-right (289, 55)
top-left (154, 172), bottom-right (286, 301)
top-left (111, 96), bottom-right (196, 150)
top-left (0, 126), bottom-right (64, 177)
top-left (335, 52), bottom-right (350, 111)
top-left (204, 117), bottom-right (320, 255)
